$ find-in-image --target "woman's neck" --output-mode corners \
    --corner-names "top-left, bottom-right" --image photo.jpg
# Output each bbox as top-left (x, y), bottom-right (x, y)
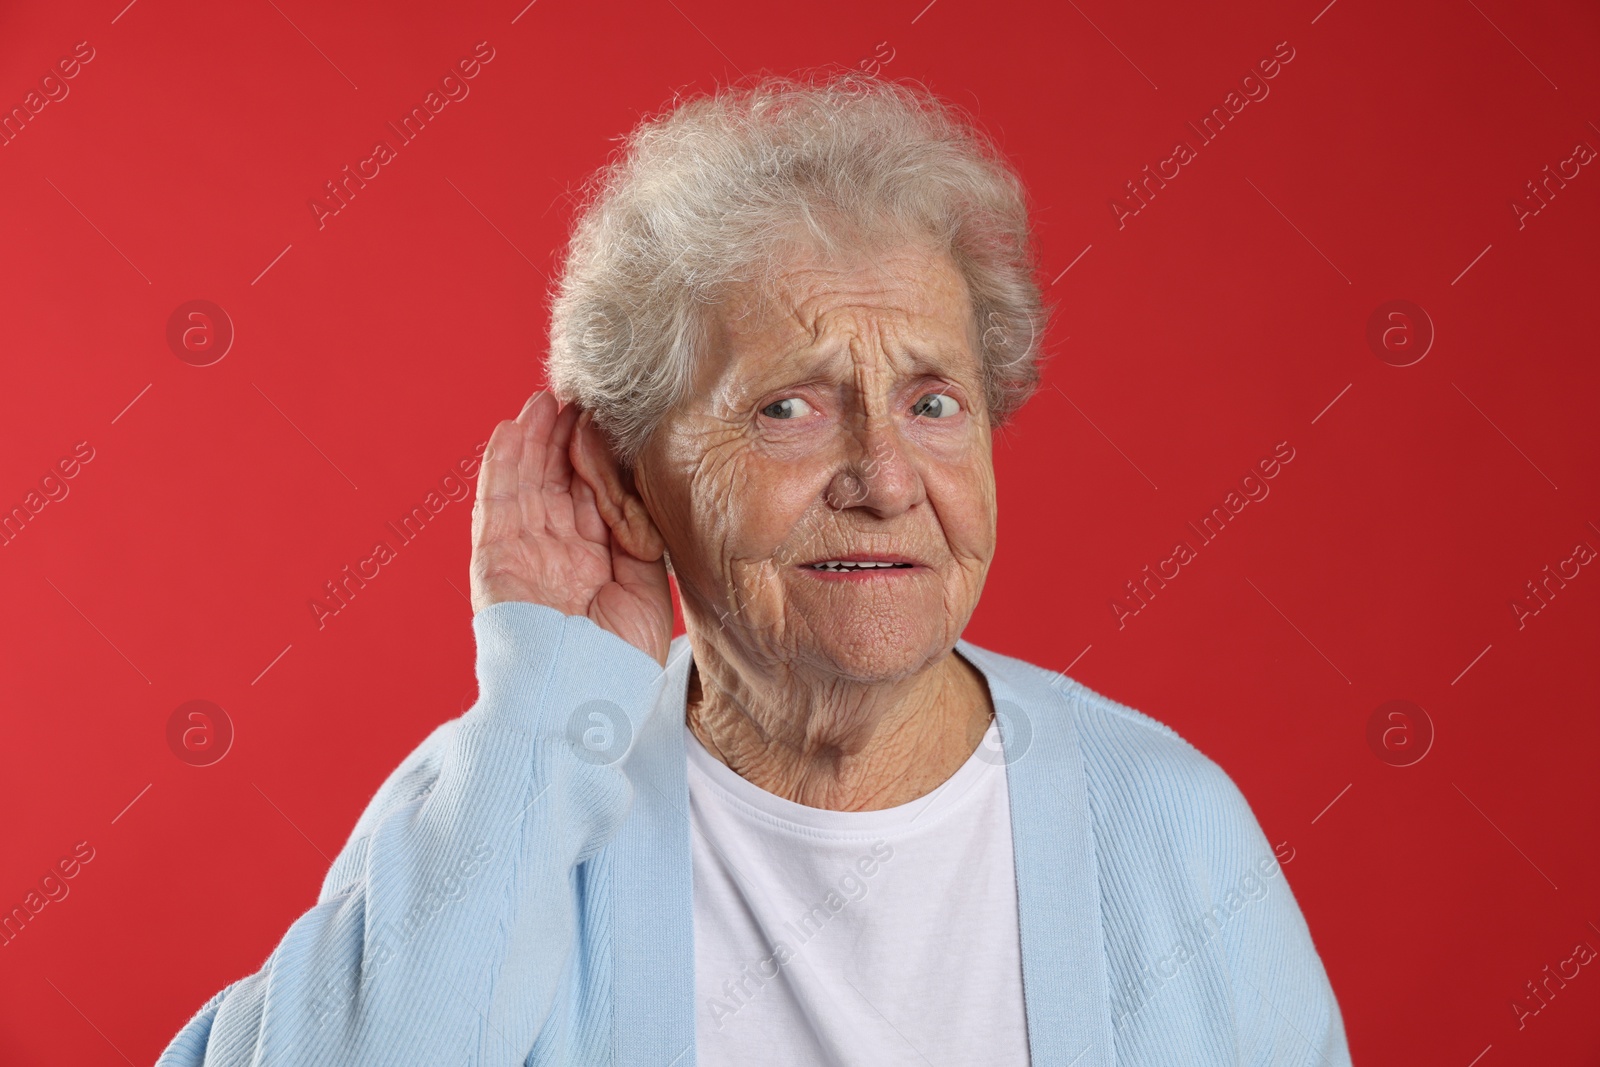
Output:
top-left (682, 632), bottom-right (994, 811)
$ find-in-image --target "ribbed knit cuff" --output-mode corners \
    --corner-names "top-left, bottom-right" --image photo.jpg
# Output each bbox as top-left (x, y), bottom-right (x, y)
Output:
top-left (470, 600), bottom-right (666, 760)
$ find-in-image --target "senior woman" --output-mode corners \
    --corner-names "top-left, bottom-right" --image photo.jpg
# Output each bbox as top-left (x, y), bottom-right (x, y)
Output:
top-left (160, 73), bottom-right (1349, 1066)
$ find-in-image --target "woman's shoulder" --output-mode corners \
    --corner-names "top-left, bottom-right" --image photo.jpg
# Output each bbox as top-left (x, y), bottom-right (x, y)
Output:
top-left (957, 640), bottom-right (1261, 832)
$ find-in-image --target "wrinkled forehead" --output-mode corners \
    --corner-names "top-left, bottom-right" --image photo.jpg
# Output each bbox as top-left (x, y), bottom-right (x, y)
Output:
top-left (700, 238), bottom-right (981, 387)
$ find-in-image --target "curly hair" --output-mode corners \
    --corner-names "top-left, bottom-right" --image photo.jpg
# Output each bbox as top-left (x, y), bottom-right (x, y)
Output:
top-left (545, 69), bottom-right (1049, 465)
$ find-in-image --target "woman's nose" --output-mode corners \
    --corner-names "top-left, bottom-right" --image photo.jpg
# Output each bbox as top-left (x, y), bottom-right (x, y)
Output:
top-left (822, 421), bottom-right (923, 518)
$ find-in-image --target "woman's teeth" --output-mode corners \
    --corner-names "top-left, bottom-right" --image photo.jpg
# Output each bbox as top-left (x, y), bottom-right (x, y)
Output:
top-left (809, 561), bottom-right (913, 572)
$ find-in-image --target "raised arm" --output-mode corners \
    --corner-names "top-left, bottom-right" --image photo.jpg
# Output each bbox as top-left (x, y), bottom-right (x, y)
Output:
top-left (156, 393), bottom-right (674, 1067)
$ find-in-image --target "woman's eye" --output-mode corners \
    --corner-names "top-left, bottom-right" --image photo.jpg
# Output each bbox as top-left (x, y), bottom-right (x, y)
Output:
top-left (761, 397), bottom-right (815, 419)
top-left (911, 393), bottom-right (962, 419)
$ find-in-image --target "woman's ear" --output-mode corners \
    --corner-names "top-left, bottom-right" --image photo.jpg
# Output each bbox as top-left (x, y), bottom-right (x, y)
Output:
top-left (569, 409), bottom-right (666, 563)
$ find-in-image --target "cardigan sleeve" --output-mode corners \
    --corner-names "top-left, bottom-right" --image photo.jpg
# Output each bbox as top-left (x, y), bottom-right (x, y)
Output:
top-left (1196, 766), bottom-right (1353, 1067)
top-left (155, 601), bottom-right (665, 1067)
top-left (1058, 670), bottom-right (1353, 1065)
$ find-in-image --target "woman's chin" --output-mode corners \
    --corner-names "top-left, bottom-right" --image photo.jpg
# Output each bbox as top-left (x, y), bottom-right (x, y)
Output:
top-left (791, 609), bottom-right (956, 684)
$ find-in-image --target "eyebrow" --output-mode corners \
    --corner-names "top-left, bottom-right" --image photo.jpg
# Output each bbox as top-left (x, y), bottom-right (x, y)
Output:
top-left (900, 349), bottom-right (965, 378)
top-left (759, 343), bottom-right (967, 388)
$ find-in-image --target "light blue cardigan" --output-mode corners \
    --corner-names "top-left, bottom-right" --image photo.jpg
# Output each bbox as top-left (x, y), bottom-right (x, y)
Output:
top-left (158, 601), bottom-right (1351, 1066)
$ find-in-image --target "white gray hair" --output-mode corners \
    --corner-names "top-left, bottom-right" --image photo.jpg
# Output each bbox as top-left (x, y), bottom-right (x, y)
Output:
top-left (545, 70), bottom-right (1049, 465)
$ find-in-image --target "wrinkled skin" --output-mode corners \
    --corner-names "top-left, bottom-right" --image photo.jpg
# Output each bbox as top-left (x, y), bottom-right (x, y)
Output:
top-left (637, 238), bottom-right (998, 809)
top-left (474, 237), bottom-right (1000, 810)
top-left (645, 243), bottom-right (994, 673)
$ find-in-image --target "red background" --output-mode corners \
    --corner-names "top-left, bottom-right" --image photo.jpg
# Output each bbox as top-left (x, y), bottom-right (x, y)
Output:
top-left (2, 0), bottom-right (1597, 1063)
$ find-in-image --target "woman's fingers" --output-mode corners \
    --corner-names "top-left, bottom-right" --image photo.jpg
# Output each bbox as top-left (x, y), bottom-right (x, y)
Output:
top-left (472, 390), bottom-right (674, 658)
top-left (569, 460), bottom-right (610, 546)
top-left (544, 402), bottom-right (581, 491)
top-left (515, 388), bottom-right (552, 430)
top-left (532, 402), bottom-right (583, 539)
top-left (474, 414), bottom-right (529, 549)
top-left (516, 392), bottom-right (558, 536)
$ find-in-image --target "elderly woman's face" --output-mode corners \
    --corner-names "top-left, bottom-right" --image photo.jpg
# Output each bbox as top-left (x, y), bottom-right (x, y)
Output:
top-left (635, 239), bottom-right (996, 681)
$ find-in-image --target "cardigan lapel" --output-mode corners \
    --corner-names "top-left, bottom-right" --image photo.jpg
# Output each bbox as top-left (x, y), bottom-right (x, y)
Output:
top-left (957, 640), bottom-right (1119, 1066)
top-left (608, 637), bottom-right (699, 1065)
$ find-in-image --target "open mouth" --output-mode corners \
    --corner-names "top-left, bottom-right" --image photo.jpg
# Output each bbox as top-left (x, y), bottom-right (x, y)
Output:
top-left (807, 560), bottom-right (915, 572)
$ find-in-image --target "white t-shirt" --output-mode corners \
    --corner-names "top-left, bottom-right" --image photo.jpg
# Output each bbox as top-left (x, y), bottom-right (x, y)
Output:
top-left (687, 720), bottom-right (1032, 1066)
